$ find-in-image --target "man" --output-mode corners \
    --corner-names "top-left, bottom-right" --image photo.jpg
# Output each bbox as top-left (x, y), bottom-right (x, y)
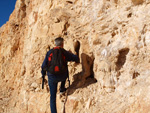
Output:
top-left (41, 37), bottom-right (80, 113)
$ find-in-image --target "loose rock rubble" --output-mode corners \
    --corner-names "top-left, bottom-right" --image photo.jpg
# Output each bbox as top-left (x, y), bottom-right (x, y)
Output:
top-left (1, 0), bottom-right (150, 113)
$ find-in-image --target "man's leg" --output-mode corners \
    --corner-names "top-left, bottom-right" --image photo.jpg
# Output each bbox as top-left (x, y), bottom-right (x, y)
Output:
top-left (60, 80), bottom-right (66, 93)
top-left (48, 79), bottom-right (58, 113)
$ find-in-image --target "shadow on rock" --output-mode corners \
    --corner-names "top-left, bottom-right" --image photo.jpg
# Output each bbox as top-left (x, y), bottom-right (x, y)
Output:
top-left (67, 53), bottom-right (97, 95)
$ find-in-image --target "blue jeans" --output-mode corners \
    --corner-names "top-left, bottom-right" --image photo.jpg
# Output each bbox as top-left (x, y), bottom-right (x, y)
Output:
top-left (48, 77), bottom-right (66, 113)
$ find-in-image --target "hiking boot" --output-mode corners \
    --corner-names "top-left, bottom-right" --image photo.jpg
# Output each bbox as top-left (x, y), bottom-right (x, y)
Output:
top-left (59, 88), bottom-right (67, 101)
top-left (60, 88), bottom-right (67, 94)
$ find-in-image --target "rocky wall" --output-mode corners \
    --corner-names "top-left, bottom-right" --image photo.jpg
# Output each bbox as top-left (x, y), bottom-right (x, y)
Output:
top-left (1, 0), bottom-right (150, 113)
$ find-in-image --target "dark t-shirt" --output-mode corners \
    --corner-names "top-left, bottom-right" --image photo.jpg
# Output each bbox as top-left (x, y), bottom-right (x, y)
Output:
top-left (41, 47), bottom-right (79, 81)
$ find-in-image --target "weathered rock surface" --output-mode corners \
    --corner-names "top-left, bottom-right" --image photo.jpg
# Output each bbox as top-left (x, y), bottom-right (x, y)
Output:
top-left (1, 0), bottom-right (150, 113)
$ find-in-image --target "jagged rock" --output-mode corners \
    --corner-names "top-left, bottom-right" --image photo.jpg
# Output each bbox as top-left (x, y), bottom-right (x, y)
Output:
top-left (1, 0), bottom-right (150, 113)
top-left (31, 82), bottom-right (38, 89)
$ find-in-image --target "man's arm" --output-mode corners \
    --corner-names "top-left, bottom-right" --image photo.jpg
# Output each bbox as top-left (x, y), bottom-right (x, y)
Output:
top-left (65, 40), bottom-right (80, 62)
top-left (41, 52), bottom-right (49, 89)
top-left (65, 51), bottom-right (80, 62)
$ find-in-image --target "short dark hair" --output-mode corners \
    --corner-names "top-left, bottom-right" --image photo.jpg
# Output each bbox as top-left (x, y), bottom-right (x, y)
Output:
top-left (55, 37), bottom-right (64, 46)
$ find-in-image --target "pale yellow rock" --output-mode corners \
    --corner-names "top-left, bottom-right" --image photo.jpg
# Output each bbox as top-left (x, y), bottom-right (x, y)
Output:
top-left (1, 0), bottom-right (150, 113)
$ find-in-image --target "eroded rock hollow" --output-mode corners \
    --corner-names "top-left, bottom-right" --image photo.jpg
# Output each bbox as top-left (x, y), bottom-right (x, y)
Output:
top-left (1, 0), bottom-right (150, 112)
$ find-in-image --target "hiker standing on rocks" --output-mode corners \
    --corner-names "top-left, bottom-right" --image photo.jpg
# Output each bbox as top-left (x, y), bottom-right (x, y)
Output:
top-left (41, 37), bottom-right (80, 113)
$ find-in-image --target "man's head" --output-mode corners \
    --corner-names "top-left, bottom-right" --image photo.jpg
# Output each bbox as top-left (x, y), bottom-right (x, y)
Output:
top-left (55, 37), bottom-right (64, 47)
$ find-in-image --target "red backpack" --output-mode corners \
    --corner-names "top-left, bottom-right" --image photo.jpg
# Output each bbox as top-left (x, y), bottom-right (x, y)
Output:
top-left (47, 47), bottom-right (67, 75)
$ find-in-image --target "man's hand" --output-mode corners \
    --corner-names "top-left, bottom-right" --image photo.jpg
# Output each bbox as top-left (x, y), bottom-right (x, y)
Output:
top-left (42, 75), bottom-right (45, 89)
top-left (68, 49), bottom-right (73, 54)
top-left (74, 40), bottom-right (80, 56)
top-left (74, 40), bottom-right (80, 63)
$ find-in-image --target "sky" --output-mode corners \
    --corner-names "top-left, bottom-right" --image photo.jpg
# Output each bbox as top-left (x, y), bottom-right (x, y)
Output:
top-left (0, 0), bottom-right (17, 27)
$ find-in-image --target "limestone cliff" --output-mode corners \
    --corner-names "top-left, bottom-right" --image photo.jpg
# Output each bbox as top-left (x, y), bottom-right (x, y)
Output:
top-left (1, 0), bottom-right (150, 113)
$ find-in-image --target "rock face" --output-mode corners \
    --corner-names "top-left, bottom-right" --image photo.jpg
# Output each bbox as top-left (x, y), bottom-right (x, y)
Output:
top-left (1, 0), bottom-right (150, 113)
